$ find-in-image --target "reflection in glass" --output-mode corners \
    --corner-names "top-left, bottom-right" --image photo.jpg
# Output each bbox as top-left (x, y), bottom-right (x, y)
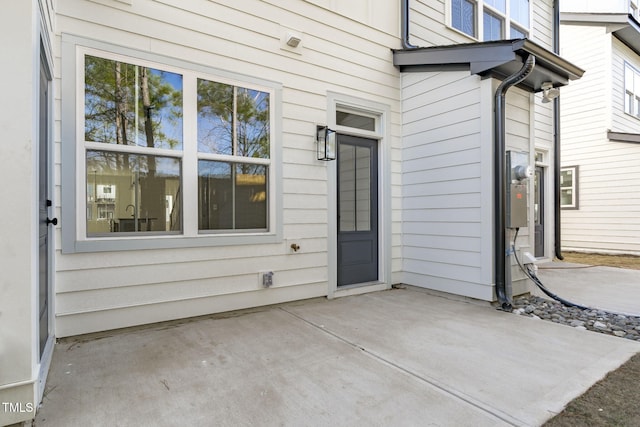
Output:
top-left (452, 0), bottom-right (476, 37)
top-left (510, 0), bottom-right (529, 26)
top-left (483, 11), bottom-right (503, 41)
top-left (198, 161), bottom-right (267, 230)
top-left (198, 80), bottom-right (270, 159)
top-left (84, 55), bottom-right (183, 149)
top-left (485, 0), bottom-right (506, 12)
top-left (339, 144), bottom-right (371, 232)
top-left (197, 80), bottom-right (233, 155)
top-left (336, 111), bottom-right (375, 131)
top-left (86, 151), bottom-right (181, 234)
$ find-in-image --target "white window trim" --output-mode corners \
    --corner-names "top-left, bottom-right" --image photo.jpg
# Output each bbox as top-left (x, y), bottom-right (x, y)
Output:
top-left (560, 165), bottom-right (579, 210)
top-left (447, 0), bottom-right (531, 42)
top-left (624, 61), bottom-right (640, 120)
top-left (326, 92), bottom-right (392, 299)
top-left (61, 34), bottom-right (283, 253)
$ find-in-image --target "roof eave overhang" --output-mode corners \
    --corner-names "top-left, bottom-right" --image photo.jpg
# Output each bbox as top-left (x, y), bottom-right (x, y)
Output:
top-left (392, 39), bottom-right (585, 92)
top-left (561, 12), bottom-right (640, 56)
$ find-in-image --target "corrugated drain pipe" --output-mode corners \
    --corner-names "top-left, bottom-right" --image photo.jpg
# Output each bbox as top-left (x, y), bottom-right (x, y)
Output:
top-left (494, 55), bottom-right (535, 310)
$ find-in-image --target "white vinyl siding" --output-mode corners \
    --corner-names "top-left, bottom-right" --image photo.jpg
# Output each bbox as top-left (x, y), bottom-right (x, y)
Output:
top-left (560, 24), bottom-right (640, 255)
top-left (400, 72), bottom-right (533, 300)
top-left (400, 71), bottom-right (491, 300)
top-left (55, 0), bottom-right (401, 336)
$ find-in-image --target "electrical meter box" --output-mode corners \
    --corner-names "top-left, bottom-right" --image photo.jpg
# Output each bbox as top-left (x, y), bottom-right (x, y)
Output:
top-left (506, 151), bottom-right (530, 228)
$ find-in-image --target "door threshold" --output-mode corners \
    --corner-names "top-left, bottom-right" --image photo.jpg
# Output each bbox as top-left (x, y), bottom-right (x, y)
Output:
top-left (332, 282), bottom-right (389, 299)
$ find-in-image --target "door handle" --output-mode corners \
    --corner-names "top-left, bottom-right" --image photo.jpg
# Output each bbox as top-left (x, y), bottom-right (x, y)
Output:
top-left (46, 217), bottom-right (58, 226)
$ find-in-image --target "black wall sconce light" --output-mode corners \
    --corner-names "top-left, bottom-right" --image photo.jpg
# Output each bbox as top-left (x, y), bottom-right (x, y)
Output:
top-left (316, 125), bottom-right (336, 161)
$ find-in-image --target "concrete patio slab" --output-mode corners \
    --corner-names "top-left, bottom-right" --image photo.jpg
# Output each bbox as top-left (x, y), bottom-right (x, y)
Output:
top-left (35, 287), bottom-right (640, 427)
top-left (536, 263), bottom-right (640, 316)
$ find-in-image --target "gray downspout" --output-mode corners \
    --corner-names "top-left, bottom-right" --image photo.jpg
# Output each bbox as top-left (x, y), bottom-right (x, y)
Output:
top-left (494, 55), bottom-right (535, 310)
top-left (401, 0), bottom-right (417, 49)
top-left (553, 0), bottom-right (564, 260)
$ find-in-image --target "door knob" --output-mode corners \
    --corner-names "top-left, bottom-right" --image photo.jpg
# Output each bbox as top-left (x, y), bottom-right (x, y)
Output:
top-left (46, 217), bottom-right (58, 226)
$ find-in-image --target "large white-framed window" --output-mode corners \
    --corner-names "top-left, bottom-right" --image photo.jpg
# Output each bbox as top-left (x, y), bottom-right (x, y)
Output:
top-left (450, 0), bottom-right (530, 41)
top-left (624, 62), bottom-right (640, 118)
top-left (62, 36), bottom-right (282, 253)
top-left (560, 166), bottom-right (579, 210)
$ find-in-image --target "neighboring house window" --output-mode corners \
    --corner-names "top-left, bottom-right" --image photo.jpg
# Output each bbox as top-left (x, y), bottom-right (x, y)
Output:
top-left (631, 0), bottom-right (639, 21)
top-left (451, 0), bottom-right (530, 40)
top-left (560, 166), bottom-right (578, 209)
top-left (82, 50), bottom-right (272, 237)
top-left (624, 63), bottom-right (640, 118)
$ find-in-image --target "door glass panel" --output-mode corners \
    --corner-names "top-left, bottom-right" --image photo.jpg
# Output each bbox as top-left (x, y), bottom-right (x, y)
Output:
top-left (355, 146), bottom-right (371, 231)
top-left (339, 144), bottom-right (371, 232)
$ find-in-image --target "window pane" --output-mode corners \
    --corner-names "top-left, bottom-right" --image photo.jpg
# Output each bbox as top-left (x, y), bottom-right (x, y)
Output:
top-left (84, 55), bottom-right (183, 149)
top-left (237, 88), bottom-right (270, 159)
top-left (86, 151), bottom-right (181, 235)
top-left (336, 111), bottom-right (376, 131)
top-left (560, 189), bottom-right (573, 206)
top-left (197, 79), bottom-right (234, 155)
top-left (510, 0), bottom-right (529, 27)
top-left (452, 0), bottom-right (476, 37)
top-left (560, 169), bottom-right (573, 187)
top-left (339, 144), bottom-right (371, 232)
top-left (510, 25), bottom-right (526, 39)
top-left (198, 161), bottom-right (267, 230)
top-left (485, 0), bottom-right (505, 13)
top-left (483, 11), bottom-right (503, 41)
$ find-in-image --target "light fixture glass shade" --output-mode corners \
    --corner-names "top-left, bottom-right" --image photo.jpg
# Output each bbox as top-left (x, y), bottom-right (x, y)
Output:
top-left (541, 82), bottom-right (560, 103)
top-left (316, 125), bottom-right (336, 161)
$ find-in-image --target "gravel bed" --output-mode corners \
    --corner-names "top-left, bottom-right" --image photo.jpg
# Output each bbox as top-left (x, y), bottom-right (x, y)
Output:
top-left (512, 295), bottom-right (640, 342)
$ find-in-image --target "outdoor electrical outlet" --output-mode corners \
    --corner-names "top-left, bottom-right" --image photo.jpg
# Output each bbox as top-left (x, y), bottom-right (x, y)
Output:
top-left (260, 271), bottom-right (274, 288)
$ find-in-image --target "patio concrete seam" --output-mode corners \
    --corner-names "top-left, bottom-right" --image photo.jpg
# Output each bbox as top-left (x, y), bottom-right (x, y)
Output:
top-left (278, 306), bottom-right (525, 427)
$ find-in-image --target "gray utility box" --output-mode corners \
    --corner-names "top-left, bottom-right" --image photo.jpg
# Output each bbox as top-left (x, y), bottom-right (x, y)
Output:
top-left (506, 151), bottom-right (530, 228)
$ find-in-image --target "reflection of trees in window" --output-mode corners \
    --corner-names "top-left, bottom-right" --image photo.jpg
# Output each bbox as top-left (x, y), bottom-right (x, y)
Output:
top-left (84, 55), bottom-right (183, 149)
top-left (197, 79), bottom-right (269, 158)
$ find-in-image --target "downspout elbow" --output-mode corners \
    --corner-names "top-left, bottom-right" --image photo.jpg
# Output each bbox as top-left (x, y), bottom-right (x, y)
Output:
top-left (401, 0), bottom-right (418, 49)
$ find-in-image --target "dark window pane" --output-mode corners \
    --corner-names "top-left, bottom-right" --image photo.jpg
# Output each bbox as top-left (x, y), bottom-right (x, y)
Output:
top-left (86, 150), bottom-right (181, 234)
top-left (84, 55), bottom-right (183, 149)
top-left (197, 79), bottom-right (234, 155)
top-left (199, 161), bottom-right (267, 230)
top-left (198, 161), bottom-right (233, 229)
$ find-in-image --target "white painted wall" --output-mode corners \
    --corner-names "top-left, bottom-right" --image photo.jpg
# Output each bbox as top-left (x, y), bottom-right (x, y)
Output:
top-left (560, 22), bottom-right (640, 254)
top-left (54, 0), bottom-right (402, 337)
top-left (0, 1), bottom-right (55, 424)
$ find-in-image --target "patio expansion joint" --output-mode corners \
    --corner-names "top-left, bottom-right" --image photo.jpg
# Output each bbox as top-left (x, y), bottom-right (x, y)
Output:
top-left (277, 306), bottom-right (524, 427)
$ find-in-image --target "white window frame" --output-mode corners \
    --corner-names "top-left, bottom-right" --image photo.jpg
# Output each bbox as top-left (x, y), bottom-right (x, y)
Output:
top-left (448, 0), bottom-right (531, 41)
top-left (560, 166), bottom-right (579, 210)
top-left (624, 62), bottom-right (640, 119)
top-left (631, 0), bottom-right (639, 21)
top-left (61, 35), bottom-right (282, 253)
